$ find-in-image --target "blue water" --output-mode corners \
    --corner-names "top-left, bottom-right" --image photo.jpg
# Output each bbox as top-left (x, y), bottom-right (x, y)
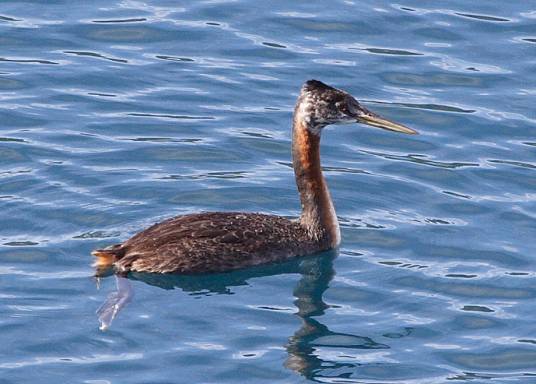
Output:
top-left (1, 0), bottom-right (535, 382)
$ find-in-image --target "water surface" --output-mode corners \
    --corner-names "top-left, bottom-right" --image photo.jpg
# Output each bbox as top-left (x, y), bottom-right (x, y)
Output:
top-left (1, 1), bottom-right (535, 383)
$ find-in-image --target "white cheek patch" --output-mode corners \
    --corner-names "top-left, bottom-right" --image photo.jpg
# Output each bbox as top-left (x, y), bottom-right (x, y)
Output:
top-left (297, 97), bottom-right (323, 136)
top-left (296, 99), bottom-right (313, 125)
top-left (297, 91), bottom-right (352, 136)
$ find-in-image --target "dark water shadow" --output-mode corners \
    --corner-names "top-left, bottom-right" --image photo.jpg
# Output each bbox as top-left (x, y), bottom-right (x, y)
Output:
top-left (95, 251), bottom-right (389, 380)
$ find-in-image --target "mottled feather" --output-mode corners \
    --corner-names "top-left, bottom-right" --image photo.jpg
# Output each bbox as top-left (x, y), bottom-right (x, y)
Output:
top-left (94, 212), bottom-right (325, 274)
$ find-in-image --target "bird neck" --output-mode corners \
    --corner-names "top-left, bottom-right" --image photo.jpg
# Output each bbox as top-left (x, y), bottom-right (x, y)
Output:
top-left (292, 110), bottom-right (341, 248)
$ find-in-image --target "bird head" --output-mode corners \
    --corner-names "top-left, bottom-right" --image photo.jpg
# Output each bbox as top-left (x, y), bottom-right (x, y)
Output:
top-left (296, 80), bottom-right (417, 135)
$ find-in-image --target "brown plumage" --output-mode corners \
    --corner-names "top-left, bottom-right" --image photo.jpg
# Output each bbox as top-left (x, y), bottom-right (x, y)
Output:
top-left (95, 212), bottom-right (320, 274)
top-left (93, 80), bottom-right (416, 274)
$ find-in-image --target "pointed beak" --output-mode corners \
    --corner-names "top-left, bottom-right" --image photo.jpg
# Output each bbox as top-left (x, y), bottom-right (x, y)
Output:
top-left (357, 108), bottom-right (417, 135)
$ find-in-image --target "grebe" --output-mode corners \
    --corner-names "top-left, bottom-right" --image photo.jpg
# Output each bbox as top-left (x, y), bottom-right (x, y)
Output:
top-left (93, 80), bottom-right (417, 274)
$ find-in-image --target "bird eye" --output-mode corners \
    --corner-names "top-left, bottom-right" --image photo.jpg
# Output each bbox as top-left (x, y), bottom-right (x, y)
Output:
top-left (336, 102), bottom-right (349, 114)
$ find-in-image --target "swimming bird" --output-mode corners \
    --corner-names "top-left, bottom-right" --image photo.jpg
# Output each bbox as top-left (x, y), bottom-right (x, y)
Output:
top-left (93, 80), bottom-right (417, 274)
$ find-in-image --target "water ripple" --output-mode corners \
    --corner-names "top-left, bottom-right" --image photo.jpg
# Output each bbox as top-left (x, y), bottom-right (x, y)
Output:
top-left (361, 47), bottom-right (424, 56)
top-left (1, 353), bottom-right (143, 369)
top-left (1, 1), bottom-right (535, 383)
top-left (454, 12), bottom-right (512, 22)
top-left (444, 348), bottom-right (536, 371)
top-left (0, 15), bottom-right (21, 22)
top-left (63, 50), bottom-right (128, 64)
top-left (155, 55), bottom-right (195, 63)
top-left (92, 18), bottom-right (147, 24)
top-left (360, 149), bottom-right (479, 169)
top-left (0, 57), bottom-right (59, 65)
top-left (394, 276), bottom-right (534, 299)
top-left (368, 100), bottom-right (476, 113)
top-left (126, 112), bottom-right (216, 120)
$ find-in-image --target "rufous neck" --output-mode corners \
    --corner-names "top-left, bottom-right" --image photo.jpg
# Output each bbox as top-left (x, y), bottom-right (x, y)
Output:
top-left (292, 109), bottom-right (340, 248)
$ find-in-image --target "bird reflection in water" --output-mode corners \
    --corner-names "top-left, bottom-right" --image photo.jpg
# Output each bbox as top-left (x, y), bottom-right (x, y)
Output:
top-left (95, 251), bottom-right (390, 380)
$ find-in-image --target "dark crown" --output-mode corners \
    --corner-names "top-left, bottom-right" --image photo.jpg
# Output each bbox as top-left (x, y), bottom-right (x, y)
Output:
top-left (302, 79), bottom-right (337, 93)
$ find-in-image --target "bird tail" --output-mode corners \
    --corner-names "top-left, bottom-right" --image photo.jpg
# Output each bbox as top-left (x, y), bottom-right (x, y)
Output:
top-left (92, 244), bottom-right (125, 269)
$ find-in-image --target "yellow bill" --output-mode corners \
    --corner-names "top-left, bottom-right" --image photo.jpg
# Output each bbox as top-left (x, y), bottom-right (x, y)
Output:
top-left (358, 111), bottom-right (418, 135)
